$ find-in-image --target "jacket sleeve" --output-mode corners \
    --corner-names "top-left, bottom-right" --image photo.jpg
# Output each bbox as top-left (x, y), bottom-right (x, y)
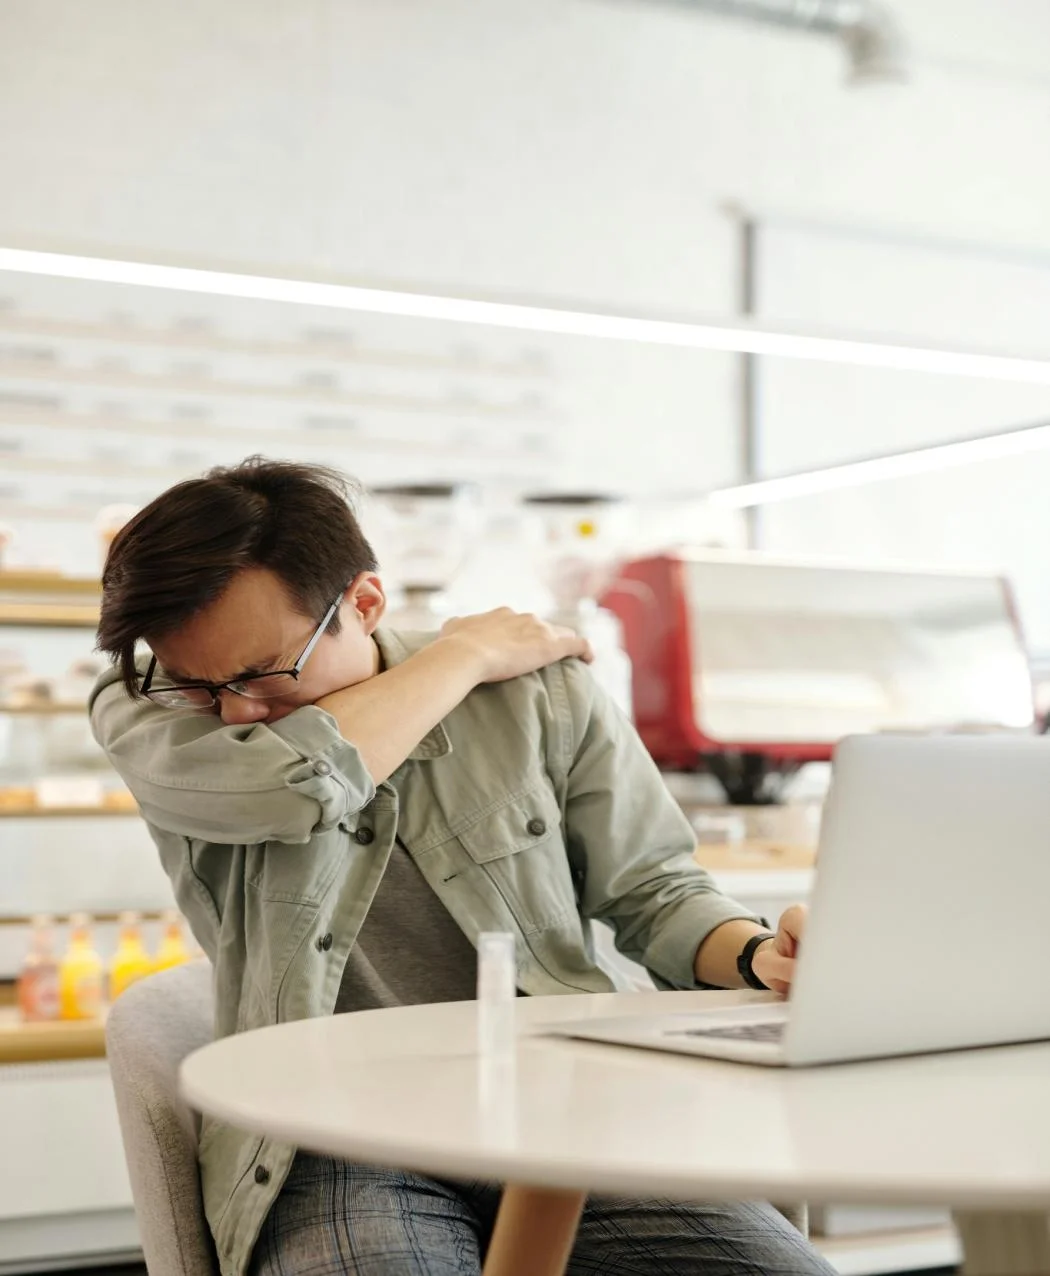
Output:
top-left (556, 658), bottom-right (760, 989)
top-left (88, 663), bottom-right (375, 845)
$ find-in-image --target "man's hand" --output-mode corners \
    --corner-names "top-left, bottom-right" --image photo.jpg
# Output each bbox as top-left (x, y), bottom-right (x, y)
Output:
top-left (436, 608), bottom-right (594, 683)
top-left (309, 608), bottom-right (592, 789)
top-left (751, 903), bottom-right (807, 997)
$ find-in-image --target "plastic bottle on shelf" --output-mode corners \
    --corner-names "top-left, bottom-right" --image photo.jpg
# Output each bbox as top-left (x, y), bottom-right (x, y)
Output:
top-left (109, 911), bottom-right (153, 1000)
top-left (58, 913), bottom-right (104, 1021)
top-left (16, 914), bottom-right (61, 1023)
top-left (153, 910), bottom-right (191, 973)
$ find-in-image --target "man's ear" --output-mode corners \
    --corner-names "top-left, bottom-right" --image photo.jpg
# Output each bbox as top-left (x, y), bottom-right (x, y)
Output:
top-left (345, 572), bottom-right (386, 636)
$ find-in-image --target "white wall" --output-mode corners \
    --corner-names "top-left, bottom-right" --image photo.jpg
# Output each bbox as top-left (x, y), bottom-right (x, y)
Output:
top-left (5, 1), bottom-right (1050, 294)
top-left (755, 224), bottom-right (1050, 649)
top-left (3, 0), bottom-right (1050, 626)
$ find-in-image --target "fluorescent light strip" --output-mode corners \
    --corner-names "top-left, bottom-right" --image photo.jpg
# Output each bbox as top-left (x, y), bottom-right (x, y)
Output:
top-left (708, 419), bottom-right (1050, 508)
top-left (4, 247), bottom-right (1050, 385)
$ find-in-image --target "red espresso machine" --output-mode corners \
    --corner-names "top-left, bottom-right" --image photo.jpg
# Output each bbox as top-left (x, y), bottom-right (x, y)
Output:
top-left (601, 549), bottom-right (1034, 805)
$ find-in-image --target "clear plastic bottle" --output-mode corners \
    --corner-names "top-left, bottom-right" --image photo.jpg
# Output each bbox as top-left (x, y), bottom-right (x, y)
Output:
top-left (109, 911), bottom-right (153, 1000)
top-left (58, 913), bottom-right (104, 1020)
top-left (17, 914), bottom-right (61, 1023)
top-left (476, 932), bottom-right (516, 1058)
top-left (153, 910), bottom-right (191, 973)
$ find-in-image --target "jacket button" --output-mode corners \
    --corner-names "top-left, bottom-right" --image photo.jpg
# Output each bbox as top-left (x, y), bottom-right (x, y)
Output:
top-left (313, 759), bottom-right (332, 776)
top-left (354, 827), bottom-right (375, 845)
top-left (254, 1165), bottom-right (270, 1185)
top-left (316, 932), bottom-right (333, 952)
top-left (526, 817), bottom-right (547, 837)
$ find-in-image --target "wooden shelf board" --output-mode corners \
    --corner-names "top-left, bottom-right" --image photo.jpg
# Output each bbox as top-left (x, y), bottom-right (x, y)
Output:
top-left (0, 702), bottom-right (88, 715)
top-left (0, 804), bottom-right (138, 818)
top-left (693, 842), bottom-right (817, 873)
top-left (0, 910), bottom-right (168, 927)
top-left (0, 603), bottom-right (99, 627)
top-left (0, 1007), bottom-right (106, 1063)
top-left (0, 570), bottom-right (100, 596)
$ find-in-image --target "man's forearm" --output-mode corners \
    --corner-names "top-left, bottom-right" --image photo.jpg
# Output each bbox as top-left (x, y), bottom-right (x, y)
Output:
top-left (315, 638), bottom-right (482, 785)
top-left (88, 639), bottom-right (486, 842)
top-left (693, 917), bottom-right (772, 988)
top-left (90, 612), bottom-right (587, 844)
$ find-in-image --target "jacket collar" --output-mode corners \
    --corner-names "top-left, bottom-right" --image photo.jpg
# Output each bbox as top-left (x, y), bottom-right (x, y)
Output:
top-left (373, 628), bottom-right (453, 761)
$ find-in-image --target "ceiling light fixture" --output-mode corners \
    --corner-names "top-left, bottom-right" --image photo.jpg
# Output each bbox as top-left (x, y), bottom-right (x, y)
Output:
top-left (4, 247), bottom-right (1050, 386)
top-left (707, 418), bottom-right (1050, 508)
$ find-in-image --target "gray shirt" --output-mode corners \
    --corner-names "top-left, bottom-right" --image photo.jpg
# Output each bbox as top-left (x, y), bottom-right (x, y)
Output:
top-left (335, 839), bottom-right (479, 1012)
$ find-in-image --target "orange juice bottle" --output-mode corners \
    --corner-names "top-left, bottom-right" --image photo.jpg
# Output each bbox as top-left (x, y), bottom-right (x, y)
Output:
top-left (17, 914), bottom-right (60, 1023)
top-left (59, 913), bottom-right (104, 1020)
top-left (153, 910), bottom-right (191, 972)
top-left (109, 911), bottom-right (153, 1000)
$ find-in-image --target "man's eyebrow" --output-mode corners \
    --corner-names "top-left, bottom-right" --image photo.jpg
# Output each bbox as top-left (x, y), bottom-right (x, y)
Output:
top-left (159, 657), bottom-right (282, 684)
top-left (157, 663), bottom-right (194, 683)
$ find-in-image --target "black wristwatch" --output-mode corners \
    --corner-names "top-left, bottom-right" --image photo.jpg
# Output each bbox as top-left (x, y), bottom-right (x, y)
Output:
top-left (737, 932), bottom-right (776, 991)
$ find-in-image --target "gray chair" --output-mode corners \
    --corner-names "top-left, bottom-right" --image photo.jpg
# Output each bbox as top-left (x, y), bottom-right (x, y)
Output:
top-left (106, 960), bottom-right (219, 1276)
top-left (106, 960), bottom-right (807, 1276)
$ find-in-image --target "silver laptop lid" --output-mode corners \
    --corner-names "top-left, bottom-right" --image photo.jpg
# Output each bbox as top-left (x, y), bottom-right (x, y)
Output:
top-left (784, 733), bottom-right (1050, 1066)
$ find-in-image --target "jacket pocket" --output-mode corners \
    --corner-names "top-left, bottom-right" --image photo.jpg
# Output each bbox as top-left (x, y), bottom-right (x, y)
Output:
top-left (453, 782), bottom-right (579, 936)
top-left (456, 782), bottom-right (562, 864)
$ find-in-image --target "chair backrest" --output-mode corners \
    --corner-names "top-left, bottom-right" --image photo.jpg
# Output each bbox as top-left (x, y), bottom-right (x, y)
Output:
top-left (106, 960), bottom-right (219, 1276)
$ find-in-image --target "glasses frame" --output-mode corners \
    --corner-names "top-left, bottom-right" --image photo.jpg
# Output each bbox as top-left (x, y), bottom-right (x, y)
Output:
top-left (140, 594), bottom-right (343, 708)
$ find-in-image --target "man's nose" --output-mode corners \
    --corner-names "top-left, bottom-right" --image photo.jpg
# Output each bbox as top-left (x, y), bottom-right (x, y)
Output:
top-left (217, 692), bottom-right (272, 725)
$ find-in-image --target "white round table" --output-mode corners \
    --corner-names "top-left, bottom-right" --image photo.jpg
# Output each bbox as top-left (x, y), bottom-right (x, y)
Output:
top-left (181, 989), bottom-right (1050, 1276)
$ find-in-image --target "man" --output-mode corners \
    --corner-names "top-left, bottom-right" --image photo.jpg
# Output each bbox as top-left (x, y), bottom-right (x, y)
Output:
top-left (90, 457), bottom-right (828, 1276)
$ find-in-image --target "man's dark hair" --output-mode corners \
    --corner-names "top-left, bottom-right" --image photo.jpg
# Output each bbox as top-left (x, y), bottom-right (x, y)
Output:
top-left (97, 456), bottom-right (378, 696)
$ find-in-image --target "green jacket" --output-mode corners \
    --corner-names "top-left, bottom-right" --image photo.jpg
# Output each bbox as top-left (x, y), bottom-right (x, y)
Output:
top-left (89, 629), bottom-right (757, 1276)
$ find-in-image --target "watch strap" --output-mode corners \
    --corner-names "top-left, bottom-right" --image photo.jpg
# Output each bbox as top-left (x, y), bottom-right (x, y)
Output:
top-left (737, 932), bottom-right (776, 991)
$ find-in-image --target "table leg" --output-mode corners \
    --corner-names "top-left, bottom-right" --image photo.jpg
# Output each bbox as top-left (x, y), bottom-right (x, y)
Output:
top-left (954, 1210), bottom-right (1050, 1276)
top-left (482, 1184), bottom-right (587, 1276)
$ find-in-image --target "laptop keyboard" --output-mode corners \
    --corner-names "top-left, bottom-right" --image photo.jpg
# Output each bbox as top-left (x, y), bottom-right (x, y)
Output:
top-left (668, 1020), bottom-right (786, 1044)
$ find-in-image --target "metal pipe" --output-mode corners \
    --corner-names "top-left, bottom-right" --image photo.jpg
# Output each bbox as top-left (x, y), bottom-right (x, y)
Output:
top-left (737, 214), bottom-right (761, 549)
top-left (638, 0), bottom-right (907, 83)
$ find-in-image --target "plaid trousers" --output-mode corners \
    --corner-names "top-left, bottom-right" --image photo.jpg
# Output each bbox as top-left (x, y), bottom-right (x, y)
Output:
top-left (250, 1154), bottom-right (836, 1276)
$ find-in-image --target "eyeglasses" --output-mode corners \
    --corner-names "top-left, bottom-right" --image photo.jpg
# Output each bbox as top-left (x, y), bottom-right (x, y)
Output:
top-left (140, 595), bottom-right (343, 709)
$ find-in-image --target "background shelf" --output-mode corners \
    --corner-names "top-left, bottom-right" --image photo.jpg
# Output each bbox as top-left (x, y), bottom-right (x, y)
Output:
top-left (0, 702), bottom-right (89, 715)
top-left (0, 570), bottom-right (101, 597)
top-left (0, 604), bottom-right (99, 628)
top-left (0, 1008), bottom-right (106, 1064)
top-left (0, 805), bottom-right (138, 818)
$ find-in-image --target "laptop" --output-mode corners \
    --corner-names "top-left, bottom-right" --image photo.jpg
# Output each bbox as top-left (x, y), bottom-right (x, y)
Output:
top-left (547, 733), bottom-right (1050, 1067)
